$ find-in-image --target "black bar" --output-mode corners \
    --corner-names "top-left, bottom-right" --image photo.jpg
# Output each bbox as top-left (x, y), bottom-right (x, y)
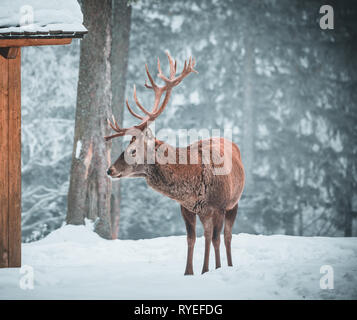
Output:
top-left (1, 300), bottom-right (356, 319)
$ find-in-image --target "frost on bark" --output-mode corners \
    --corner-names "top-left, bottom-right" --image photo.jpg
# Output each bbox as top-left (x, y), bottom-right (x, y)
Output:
top-left (67, 0), bottom-right (113, 239)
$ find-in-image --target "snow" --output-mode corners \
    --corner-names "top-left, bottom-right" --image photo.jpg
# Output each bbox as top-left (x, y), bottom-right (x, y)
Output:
top-left (0, 223), bottom-right (356, 299)
top-left (189, 91), bottom-right (200, 105)
top-left (0, 0), bottom-right (86, 33)
top-left (171, 15), bottom-right (184, 32)
top-left (75, 140), bottom-right (82, 159)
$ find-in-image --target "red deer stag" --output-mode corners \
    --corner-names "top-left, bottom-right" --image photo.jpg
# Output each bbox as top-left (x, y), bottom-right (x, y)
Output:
top-left (105, 53), bottom-right (245, 275)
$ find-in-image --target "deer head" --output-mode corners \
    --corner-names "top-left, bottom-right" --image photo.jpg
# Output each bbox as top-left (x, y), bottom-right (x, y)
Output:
top-left (106, 52), bottom-right (197, 179)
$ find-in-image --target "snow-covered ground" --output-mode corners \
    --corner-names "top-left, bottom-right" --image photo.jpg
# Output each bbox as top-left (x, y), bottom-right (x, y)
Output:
top-left (0, 223), bottom-right (356, 300)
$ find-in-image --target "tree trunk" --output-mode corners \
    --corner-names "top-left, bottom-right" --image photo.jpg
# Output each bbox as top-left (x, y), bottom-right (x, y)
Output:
top-left (110, 0), bottom-right (132, 239)
top-left (67, 0), bottom-right (113, 239)
top-left (344, 157), bottom-right (353, 237)
top-left (242, 37), bottom-right (255, 193)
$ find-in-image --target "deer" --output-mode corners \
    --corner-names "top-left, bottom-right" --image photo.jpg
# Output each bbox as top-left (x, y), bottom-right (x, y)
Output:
top-left (105, 52), bottom-right (245, 275)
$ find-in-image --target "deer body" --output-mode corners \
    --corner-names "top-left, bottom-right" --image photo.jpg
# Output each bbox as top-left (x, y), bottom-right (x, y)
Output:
top-left (105, 53), bottom-right (245, 275)
top-left (146, 137), bottom-right (244, 215)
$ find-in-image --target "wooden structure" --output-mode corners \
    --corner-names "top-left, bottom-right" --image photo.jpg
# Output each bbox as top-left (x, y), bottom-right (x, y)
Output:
top-left (0, 29), bottom-right (86, 268)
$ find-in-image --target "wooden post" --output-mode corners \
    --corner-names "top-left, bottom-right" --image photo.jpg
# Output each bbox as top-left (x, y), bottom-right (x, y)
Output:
top-left (0, 34), bottom-right (79, 268)
top-left (0, 36), bottom-right (77, 268)
top-left (0, 48), bottom-right (21, 268)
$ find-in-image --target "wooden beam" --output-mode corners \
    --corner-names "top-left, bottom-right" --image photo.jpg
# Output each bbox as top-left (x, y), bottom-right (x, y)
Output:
top-left (8, 50), bottom-right (21, 267)
top-left (0, 48), bottom-right (21, 268)
top-left (0, 53), bottom-right (9, 268)
top-left (0, 38), bottom-right (72, 48)
top-left (0, 47), bottom-right (19, 59)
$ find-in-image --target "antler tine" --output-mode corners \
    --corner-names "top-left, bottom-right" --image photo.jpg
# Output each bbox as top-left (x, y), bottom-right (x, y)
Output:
top-left (112, 115), bottom-right (121, 131)
top-left (144, 80), bottom-right (152, 89)
top-left (190, 57), bottom-right (198, 73)
top-left (107, 118), bottom-right (118, 132)
top-left (133, 84), bottom-right (151, 116)
top-left (105, 132), bottom-right (124, 141)
top-left (183, 59), bottom-right (187, 73)
top-left (126, 98), bottom-right (143, 120)
top-left (105, 53), bottom-right (197, 142)
top-left (165, 51), bottom-right (176, 79)
top-left (155, 53), bottom-right (176, 83)
top-left (143, 57), bottom-right (166, 113)
top-left (145, 63), bottom-right (157, 89)
top-left (105, 115), bottom-right (126, 141)
top-left (157, 55), bottom-right (197, 87)
top-left (157, 57), bottom-right (163, 78)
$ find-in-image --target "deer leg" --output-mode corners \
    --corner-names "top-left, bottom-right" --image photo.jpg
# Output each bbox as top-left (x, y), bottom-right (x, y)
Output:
top-left (212, 212), bottom-right (224, 269)
top-left (181, 206), bottom-right (196, 275)
top-left (224, 204), bottom-right (238, 267)
top-left (200, 215), bottom-right (213, 274)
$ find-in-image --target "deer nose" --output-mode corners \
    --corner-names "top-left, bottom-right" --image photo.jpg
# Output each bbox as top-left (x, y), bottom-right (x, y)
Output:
top-left (107, 168), bottom-right (112, 176)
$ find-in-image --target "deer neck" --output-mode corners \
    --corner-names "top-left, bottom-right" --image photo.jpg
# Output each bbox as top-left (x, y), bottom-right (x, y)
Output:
top-left (144, 140), bottom-right (182, 199)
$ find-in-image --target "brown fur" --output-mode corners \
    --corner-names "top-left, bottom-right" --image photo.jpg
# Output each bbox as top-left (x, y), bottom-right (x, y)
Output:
top-left (106, 53), bottom-right (244, 274)
top-left (108, 135), bottom-right (245, 275)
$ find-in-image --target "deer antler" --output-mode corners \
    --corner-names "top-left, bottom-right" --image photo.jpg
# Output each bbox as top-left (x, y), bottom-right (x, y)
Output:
top-left (105, 52), bottom-right (197, 141)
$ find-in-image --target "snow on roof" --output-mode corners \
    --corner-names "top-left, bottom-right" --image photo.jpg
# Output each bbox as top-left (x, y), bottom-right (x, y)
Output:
top-left (0, 0), bottom-right (87, 38)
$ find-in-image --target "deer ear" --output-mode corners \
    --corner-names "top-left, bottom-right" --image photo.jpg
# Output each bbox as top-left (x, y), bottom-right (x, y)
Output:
top-left (145, 127), bottom-right (154, 140)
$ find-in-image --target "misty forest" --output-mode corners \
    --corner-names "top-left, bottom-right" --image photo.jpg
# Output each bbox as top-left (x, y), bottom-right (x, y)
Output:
top-left (21, 0), bottom-right (357, 242)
